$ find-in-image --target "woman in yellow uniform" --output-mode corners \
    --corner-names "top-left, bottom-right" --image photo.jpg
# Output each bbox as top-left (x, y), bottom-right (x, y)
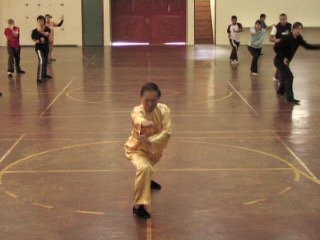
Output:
top-left (125, 82), bottom-right (172, 219)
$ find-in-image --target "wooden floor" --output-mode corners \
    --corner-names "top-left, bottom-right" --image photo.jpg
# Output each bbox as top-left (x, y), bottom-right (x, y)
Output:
top-left (0, 45), bottom-right (320, 240)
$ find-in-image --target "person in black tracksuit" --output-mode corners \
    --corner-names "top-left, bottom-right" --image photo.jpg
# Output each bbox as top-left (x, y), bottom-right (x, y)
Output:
top-left (270, 13), bottom-right (292, 81)
top-left (274, 22), bottom-right (320, 104)
top-left (31, 15), bottom-right (52, 83)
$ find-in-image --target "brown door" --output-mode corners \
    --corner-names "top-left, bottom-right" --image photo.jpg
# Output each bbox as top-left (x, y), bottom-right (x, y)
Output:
top-left (111, 0), bottom-right (149, 43)
top-left (149, 0), bottom-right (186, 44)
top-left (111, 0), bottom-right (186, 44)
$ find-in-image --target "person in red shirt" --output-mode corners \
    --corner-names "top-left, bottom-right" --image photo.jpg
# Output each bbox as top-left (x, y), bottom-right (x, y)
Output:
top-left (4, 19), bottom-right (25, 78)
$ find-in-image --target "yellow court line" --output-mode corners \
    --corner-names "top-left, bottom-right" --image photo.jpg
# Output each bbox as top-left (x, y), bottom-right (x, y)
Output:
top-left (273, 132), bottom-right (320, 183)
top-left (0, 141), bottom-right (121, 185)
top-left (31, 202), bottom-right (54, 209)
top-left (226, 80), bottom-right (259, 116)
top-left (147, 205), bottom-right (152, 240)
top-left (0, 134), bottom-right (25, 165)
top-left (5, 168), bottom-right (292, 174)
top-left (40, 78), bottom-right (76, 117)
top-left (76, 210), bottom-right (105, 215)
top-left (3, 190), bottom-right (18, 199)
top-left (244, 198), bottom-right (267, 205)
top-left (279, 186), bottom-right (293, 195)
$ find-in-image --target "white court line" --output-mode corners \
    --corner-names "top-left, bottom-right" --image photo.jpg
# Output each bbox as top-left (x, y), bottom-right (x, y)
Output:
top-left (40, 79), bottom-right (75, 117)
top-left (226, 81), bottom-right (259, 116)
top-left (273, 132), bottom-right (320, 183)
top-left (0, 134), bottom-right (25, 165)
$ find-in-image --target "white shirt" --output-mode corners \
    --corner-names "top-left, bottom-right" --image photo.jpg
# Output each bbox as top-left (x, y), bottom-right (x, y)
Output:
top-left (227, 23), bottom-right (243, 42)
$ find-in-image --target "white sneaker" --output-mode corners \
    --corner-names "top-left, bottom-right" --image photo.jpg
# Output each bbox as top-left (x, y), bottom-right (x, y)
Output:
top-left (231, 60), bottom-right (239, 65)
top-left (273, 77), bottom-right (279, 82)
top-left (251, 72), bottom-right (258, 76)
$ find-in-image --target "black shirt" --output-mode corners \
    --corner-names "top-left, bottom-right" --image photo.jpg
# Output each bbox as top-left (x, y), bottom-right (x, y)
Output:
top-left (274, 22), bottom-right (292, 39)
top-left (274, 33), bottom-right (320, 62)
top-left (31, 27), bottom-right (51, 49)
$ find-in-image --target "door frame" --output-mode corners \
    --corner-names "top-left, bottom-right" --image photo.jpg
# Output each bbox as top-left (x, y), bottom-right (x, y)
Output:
top-left (82, 0), bottom-right (105, 46)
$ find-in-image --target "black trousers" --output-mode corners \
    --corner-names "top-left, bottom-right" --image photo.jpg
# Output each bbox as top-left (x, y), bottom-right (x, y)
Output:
top-left (7, 45), bottom-right (21, 73)
top-left (274, 58), bottom-right (294, 98)
top-left (247, 46), bottom-right (262, 73)
top-left (229, 39), bottom-right (240, 61)
top-left (35, 47), bottom-right (48, 80)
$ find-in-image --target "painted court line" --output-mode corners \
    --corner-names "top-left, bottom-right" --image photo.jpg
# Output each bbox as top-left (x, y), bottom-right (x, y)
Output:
top-left (40, 79), bottom-right (75, 117)
top-left (31, 202), bottom-right (54, 209)
top-left (0, 134), bottom-right (25, 165)
top-left (273, 132), bottom-right (320, 183)
top-left (76, 210), bottom-right (105, 215)
top-left (226, 80), bottom-right (259, 116)
top-left (5, 168), bottom-right (293, 174)
top-left (147, 205), bottom-right (152, 240)
top-left (244, 198), bottom-right (267, 205)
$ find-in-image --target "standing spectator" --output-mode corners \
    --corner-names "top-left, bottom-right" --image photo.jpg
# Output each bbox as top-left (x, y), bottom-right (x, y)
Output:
top-left (31, 15), bottom-right (52, 83)
top-left (270, 13), bottom-right (292, 81)
top-left (45, 14), bottom-right (64, 63)
top-left (227, 16), bottom-right (243, 65)
top-left (4, 19), bottom-right (25, 78)
top-left (247, 20), bottom-right (266, 76)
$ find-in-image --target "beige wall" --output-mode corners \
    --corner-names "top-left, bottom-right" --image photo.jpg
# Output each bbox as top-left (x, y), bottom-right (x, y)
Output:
top-left (0, 0), bottom-right (82, 46)
top-left (216, 0), bottom-right (320, 45)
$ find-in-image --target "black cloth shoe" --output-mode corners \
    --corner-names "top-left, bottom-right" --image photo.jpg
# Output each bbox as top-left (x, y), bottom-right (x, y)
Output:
top-left (287, 97), bottom-right (300, 104)
top-left (133, 205), bottom-right (151, 219)
top-left (44, 75), bottom-right (52, 79)
top-left (0, 92), bottom-right (2, 96)
top-left (17, 70), bottom-right (26, 74)
top-left (151, 180), bottom-right (161, 190)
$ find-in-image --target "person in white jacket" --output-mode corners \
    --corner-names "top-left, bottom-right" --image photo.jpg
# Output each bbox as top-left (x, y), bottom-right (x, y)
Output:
top-left (247, 20), bottom-right (266, 76)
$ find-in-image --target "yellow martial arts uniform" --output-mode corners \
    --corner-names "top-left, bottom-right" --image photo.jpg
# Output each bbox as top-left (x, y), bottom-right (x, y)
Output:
top-left (124, 103), bottom-right (172, 205)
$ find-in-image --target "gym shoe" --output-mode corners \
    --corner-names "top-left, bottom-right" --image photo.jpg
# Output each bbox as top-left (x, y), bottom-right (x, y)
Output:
top-left (231, 60), bottom-right (239, 65)
top-left (251, 72), bottom-right (258, 76)
top-left (287, 97), bottom-right (300, 104)
top-left (8, 72), bottom-right (13, 78)
top-left (151, 180), bottom-right (161, 190)
top-left (133, 205), bottom-right (151, 219)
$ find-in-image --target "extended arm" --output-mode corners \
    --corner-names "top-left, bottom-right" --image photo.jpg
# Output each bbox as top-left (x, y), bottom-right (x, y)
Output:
top-left (301, 39), bottom-right (320, 50)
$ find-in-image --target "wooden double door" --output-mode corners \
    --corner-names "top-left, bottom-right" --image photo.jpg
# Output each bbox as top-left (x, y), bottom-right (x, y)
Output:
top-left (111, 0), bottom-right (186, 44)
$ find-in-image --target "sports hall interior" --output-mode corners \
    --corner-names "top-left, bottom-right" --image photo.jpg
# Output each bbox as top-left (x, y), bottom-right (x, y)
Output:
top-left (1, 0), bottom-right (320, 239)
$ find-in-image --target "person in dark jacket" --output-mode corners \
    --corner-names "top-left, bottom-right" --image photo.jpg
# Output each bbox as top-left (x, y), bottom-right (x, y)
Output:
top-left (274, 22), bottom-right (320, 104)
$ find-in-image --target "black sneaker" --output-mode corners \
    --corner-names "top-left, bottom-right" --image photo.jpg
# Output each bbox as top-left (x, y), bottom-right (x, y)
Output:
top-left (287, 97), bottom-right (300, 104)
top-left (0, 92), bottom-right (2, 96)
top-left (17, 70), bottom-right (26, 74)
top-left (151, 180), bottom-right (161, 190)
top-left (133, 205), bottom-right (151, 219)
top-left (8, 72), bottom-right (13, 78)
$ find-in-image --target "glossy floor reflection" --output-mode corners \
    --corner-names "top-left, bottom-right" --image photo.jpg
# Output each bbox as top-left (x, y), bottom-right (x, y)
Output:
top-left (0, 45), bottom-right (320, 240)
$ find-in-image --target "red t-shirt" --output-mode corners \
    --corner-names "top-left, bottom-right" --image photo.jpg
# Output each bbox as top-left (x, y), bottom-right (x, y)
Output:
top-left (4, 26), bottom-right (20, 49)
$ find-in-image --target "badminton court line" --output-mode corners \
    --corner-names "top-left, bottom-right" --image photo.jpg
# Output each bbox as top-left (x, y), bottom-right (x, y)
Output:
top-left (273, 132), bottom-right (320, 183)
top-left (0, 134), bottom-right (25, 165)
top-left (40, 78), bottom-right (76, 117)
top-left (226, 80), bottom-right (259, 116)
